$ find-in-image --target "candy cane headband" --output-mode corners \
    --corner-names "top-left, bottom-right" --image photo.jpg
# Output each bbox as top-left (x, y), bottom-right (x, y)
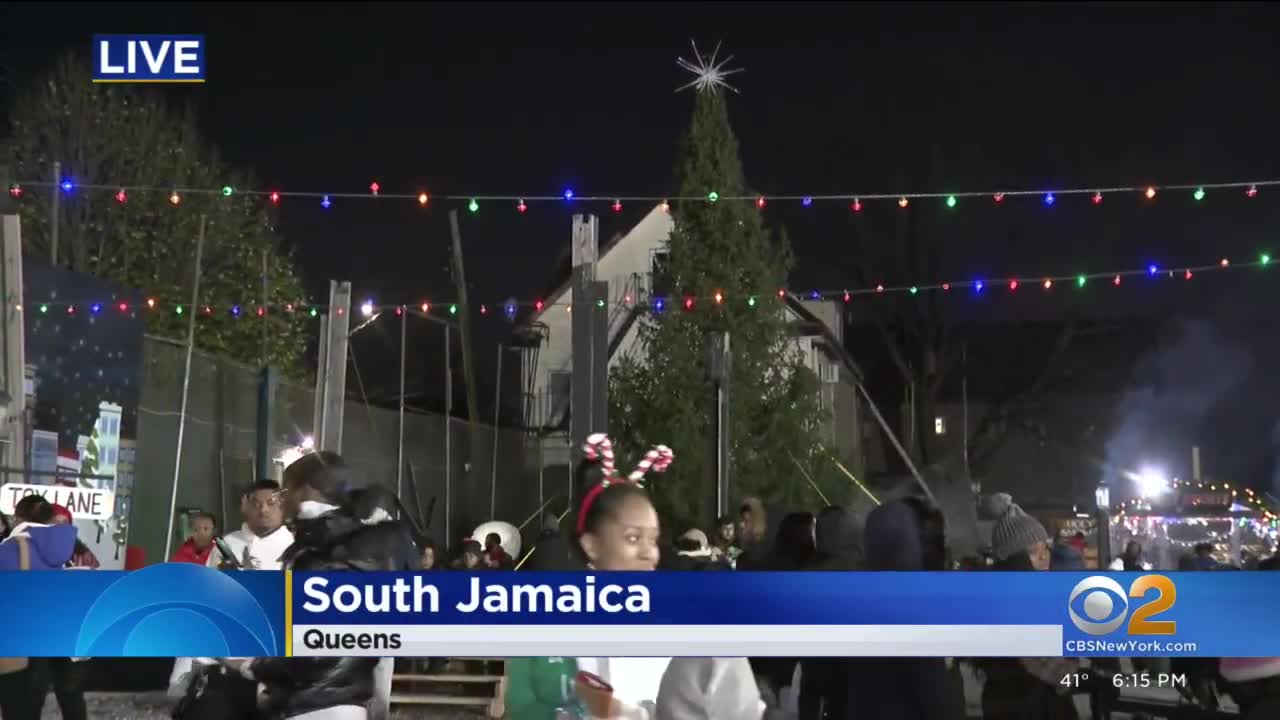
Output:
top-left (576, 435), bottom-right (673, 535)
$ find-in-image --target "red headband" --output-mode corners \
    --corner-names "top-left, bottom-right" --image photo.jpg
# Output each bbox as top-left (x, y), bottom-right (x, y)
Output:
top-left (576, 436), bottom-right (673, 535)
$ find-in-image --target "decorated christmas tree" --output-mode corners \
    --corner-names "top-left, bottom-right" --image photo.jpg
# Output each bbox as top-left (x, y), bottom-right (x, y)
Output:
top-left (610, 45), bottom-right (825, 530)
top-left (78, 426), bottom-right (100, 482)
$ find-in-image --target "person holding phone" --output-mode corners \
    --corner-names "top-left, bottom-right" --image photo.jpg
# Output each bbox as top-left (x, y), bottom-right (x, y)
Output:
top-left (207, 480), bottom-right (294, 571)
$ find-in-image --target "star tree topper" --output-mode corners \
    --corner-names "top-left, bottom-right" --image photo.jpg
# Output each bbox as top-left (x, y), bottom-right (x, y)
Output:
top-left (676, 40), bottom-right (744, 94)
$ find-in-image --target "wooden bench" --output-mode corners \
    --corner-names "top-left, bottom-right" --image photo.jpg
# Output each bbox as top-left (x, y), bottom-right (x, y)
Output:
top-left (391, 658), bottom-right (506, 717)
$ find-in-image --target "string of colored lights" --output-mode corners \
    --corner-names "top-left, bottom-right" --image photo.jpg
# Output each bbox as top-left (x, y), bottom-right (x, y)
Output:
top-left (15, 254), bottom-right (1274, 320)
top-left (1114, 478), bottom-right (1278, 524)
top-left (7, 177), bottom-right (1280, 212)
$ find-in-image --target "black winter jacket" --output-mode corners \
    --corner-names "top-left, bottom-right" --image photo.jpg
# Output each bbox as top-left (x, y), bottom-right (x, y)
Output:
top-left (253, 510), bottom-right (420, 719)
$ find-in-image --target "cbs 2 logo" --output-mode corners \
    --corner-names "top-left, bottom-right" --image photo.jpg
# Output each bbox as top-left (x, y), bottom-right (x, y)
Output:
top-left (1067, 575), bottom-right (1177, 636)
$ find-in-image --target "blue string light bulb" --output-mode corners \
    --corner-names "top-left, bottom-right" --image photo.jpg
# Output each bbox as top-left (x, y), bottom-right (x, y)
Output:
top-left (60, 179), bottom-right (74, 193)
top-left (1044, 193), bottom-right (1055, 206)
top-left (320, 195), bottom-right (332, 209)
top-left (563, 188), bottom-right (575, 201)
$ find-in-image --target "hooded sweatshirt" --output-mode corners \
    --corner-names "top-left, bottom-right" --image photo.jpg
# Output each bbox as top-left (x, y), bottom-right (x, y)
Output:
top-left (656, 658), bottom-right (764, 720)
top-left (0, 522), bottom-right (76, 570)
top-left (843, 500), bottom-right (958, 720)
top-left (811, 506), bottom-right (862, 570)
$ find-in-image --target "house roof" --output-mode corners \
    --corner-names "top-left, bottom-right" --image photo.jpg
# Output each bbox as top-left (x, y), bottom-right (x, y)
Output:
top-left (783, 294), bottom-right (865, 382)
top-left (531, 205), bottom-right (664, 315)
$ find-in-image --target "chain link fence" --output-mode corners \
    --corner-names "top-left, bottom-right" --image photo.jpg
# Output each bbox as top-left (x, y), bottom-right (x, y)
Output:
top-left (129, 336), bottom-right (549, 565)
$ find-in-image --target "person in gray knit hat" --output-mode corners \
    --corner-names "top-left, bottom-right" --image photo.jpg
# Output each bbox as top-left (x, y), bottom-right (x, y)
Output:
top-left (987, 493), bottom-right (1051, 569)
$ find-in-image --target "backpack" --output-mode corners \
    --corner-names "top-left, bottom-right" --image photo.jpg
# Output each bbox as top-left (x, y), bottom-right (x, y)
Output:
top-left (171, 664), bottom-right (262, 720)
top-left (0, 537), bottom-right (30, 674)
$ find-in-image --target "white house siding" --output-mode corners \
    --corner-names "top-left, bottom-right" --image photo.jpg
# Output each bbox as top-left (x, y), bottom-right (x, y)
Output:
top-left (524, 205), bottom-right (857, 469)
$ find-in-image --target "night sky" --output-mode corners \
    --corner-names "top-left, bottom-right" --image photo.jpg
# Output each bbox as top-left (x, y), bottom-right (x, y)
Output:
top-left (5, 2), bottom-right (1280, 490)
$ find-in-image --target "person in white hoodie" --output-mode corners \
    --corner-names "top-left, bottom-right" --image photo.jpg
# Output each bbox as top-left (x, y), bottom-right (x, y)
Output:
top-left (656, 658), bottom-right (767, 720)
top-left (170, 479), bottom-right (294, 715)
top-left (207, 479), bottom-right (295, 571)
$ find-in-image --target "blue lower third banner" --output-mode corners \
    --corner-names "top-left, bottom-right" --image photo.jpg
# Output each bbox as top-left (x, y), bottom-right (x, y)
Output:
top-left (4, 565), bottom-right (1277, 658)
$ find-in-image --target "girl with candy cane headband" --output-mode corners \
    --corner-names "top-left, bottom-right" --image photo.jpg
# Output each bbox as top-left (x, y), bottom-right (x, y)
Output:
top-left (506, 435), bottom-right (674, 720)
top-left (573, 433), bottom-right (672, 572)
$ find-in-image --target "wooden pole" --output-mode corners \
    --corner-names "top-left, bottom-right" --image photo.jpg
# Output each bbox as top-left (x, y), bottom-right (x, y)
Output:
top-left (444, 325), bottom-right (452, 546)
top-left (447, 211), bottom-right (480, 427)
top-left (1, 168), bottom-right (28, 477)
top-left (397, 308), bottom-right (406, 500)
top-left (50, 161), bottom-right (60, 267)
top-left (164, 215), bottom-right (205, 560)
top-left (491, 344), bottom-right (502, 519)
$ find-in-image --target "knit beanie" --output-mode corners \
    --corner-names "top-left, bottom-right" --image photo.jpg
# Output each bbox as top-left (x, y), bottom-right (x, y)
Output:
top-left (987, 493), bottom-right (1049, 561)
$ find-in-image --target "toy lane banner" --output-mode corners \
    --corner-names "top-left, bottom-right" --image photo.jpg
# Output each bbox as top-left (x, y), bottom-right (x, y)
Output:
top-left (0, 483), bottom-right (115, 520)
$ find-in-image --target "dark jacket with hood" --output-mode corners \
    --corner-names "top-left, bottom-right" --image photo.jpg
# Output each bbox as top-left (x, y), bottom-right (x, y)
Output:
top-left (253, 493), bottom-right (420, 719)
top-left (520, 513), bottom-right (581, 571)
top-left (799, 507), bottom-right (862, 720)
top-left (843, 499), bottom-right (962, 720)
top-left (810, 506), bottom-right (862, 571)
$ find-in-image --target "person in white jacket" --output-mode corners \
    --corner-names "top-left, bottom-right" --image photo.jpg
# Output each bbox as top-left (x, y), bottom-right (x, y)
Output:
top-left (170, 479), bottom-right (294, 705)
top-left (207, 479), bottom-right (295, 571)
top-left (656, 658), bottom-right (768, 720)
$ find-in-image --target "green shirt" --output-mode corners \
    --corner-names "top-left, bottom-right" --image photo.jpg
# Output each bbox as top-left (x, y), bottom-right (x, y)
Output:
top-left (505, 657), bottom-right (582, 720)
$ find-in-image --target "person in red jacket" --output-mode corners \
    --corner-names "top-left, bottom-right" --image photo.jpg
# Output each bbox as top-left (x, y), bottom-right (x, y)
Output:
top-left (49, 504), bottom-right (100, 569)
top-left (170, 512), bottom-right (217, 565)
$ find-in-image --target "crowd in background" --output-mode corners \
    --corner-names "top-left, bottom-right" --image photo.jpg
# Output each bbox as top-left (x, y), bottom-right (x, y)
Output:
top-left (4, 440), bottom-right (1280, 720)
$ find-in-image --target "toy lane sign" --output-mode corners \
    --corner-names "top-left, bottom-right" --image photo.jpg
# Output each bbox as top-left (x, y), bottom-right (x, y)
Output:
top-left (0, 483), bottom-right (115, 521)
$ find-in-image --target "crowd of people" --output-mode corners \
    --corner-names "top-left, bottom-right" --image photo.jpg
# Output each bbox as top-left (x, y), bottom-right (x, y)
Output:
top-left (3, 438), bottom-right (1280, 720)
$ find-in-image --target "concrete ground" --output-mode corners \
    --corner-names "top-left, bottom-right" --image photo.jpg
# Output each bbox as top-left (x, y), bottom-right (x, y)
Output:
top-left (44, 692), bottom-right (487, 720)
top-left (57, 689), bottom-right (1229, 720)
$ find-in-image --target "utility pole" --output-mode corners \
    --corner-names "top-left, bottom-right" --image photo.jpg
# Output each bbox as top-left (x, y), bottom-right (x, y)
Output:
top-left (448, 210), bottom-right (482, 525)
top-left (165, 216), bottom-right (206, 560)
top-left (312, 281), bottom-right (352, 452)
top-left (706, 332), bottom-right (731, 528)
top-left (569, 215), bottom-right (609, 455)
top-left (447, 211), bottom-right (481, 428)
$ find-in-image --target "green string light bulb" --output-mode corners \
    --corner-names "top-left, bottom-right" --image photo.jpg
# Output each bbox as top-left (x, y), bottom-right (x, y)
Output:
top-left (175, 305), bottom-right (184, 315)
top-left (221, 186), bottom-right (233, 196)
top-left (468, 199), bottom-right (479, 213)
top-left (707, 191), bottom-right (719, 203)
top-left (309, 307), bottom-right (318, 317)
top-left (449, 304), bottom-right (458, 315)
top-left (1076, 275), bottom-right (1087, 288)
top-left (909, 286), bottom-right (919, 294)
top-left (1262, 253), bottom-right (1272, 266)
top-left (595, 298), bottom-right (605, 308)
top-left (1193, 188), bottom-right (1206, 201)
top-left (747, 296), bottom-right (756, 307)
top-left (945, 196), bottom-right (957, 208)
top-left (38, 304), bottom-right (47, 314)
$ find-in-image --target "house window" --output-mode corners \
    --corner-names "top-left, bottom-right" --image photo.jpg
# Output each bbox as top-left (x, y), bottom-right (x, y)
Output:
top-left (650, 251), bottom-right (673, 297)
top-left (548, 371), bottom-right (572, 418)
top-left (934, 416), bottom-right (947, 435)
